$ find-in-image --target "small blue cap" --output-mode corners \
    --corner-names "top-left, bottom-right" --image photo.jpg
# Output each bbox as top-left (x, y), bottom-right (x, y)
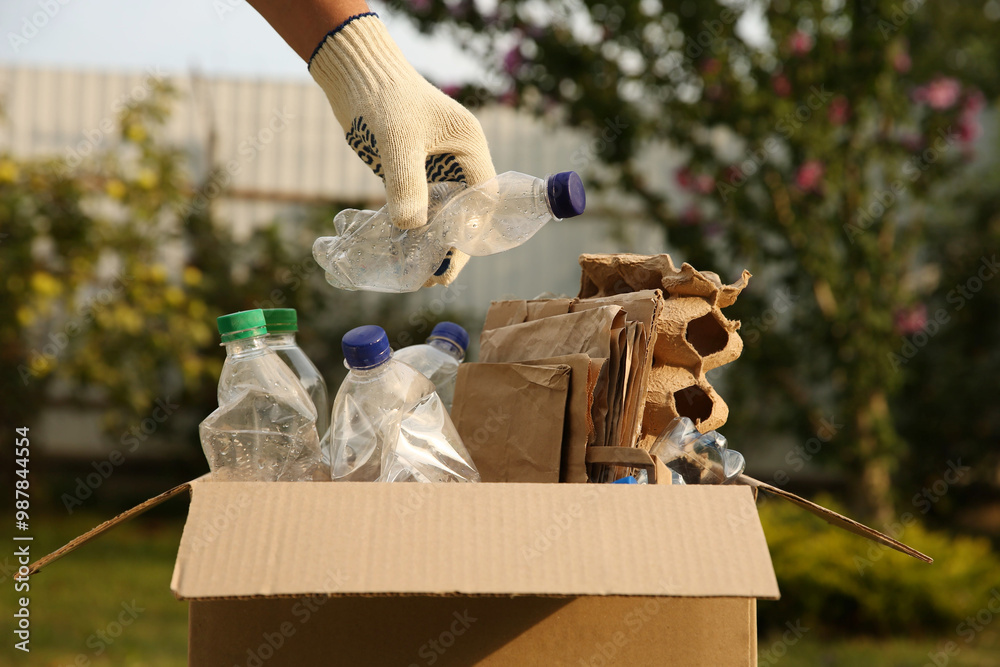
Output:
top-left (428, 321), bottom-right (469, 351)
top-left (613, 476), bottom-right (638, 484)
top-left (342, 325), bottom-right (391, 369)
top-left (546, 171), bottom-right (586, 219)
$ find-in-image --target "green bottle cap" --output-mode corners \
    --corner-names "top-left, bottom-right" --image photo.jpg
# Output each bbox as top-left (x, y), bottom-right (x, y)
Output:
top-left (261, 308), bottom-right (298, 333)
top-left (217, 309), bottom-right (267, 343)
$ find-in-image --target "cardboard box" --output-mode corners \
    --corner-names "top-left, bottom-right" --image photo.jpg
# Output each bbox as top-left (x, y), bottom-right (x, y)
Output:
top-left (34, 481), bottom-right (779, 666)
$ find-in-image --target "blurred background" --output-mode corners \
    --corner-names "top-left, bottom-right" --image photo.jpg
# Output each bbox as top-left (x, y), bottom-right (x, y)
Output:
top-left (2, 0), bottom-right (999, 664)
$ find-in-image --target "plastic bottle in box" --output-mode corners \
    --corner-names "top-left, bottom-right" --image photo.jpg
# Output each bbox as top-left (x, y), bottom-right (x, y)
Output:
top-left (198, 309), bottom-right (326, 481)
top-left (261, 308), bottom-right (330, 440)
top-left (328, 325), bottom-right (480, 483)
top-left (392, 321), bottom-right (468, 412)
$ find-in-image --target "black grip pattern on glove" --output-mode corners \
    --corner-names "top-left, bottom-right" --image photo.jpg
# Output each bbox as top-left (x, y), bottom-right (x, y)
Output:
top-left (346, 116), bottom-right (467, 184)
top-left (346, 117), bottom-right (383, 177)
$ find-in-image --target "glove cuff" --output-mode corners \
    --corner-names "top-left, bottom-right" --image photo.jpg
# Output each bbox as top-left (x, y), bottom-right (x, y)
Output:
top-left (308, 14), bottom-right (415, 125)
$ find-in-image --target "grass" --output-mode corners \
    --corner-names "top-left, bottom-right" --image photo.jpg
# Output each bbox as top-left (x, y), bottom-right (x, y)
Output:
top-left (758, 633), bottom-right (1000, 666)
top-left (2, 508), bottom-right (188, 667)
top-left (4, 508), bottom-right (999, 666)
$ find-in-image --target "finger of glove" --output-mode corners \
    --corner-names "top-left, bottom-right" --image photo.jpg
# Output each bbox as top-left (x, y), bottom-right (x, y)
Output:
top-left (383, 144), bottom-right (430, 230)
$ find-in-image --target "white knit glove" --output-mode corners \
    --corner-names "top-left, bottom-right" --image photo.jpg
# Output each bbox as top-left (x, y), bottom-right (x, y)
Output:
top-left (309, 13), bottom-right (495, 287)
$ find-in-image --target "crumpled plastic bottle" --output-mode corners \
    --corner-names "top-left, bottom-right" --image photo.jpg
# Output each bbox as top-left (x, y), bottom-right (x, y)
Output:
top-left (199, 309), bottom-right (327, 481)
top-left (261, 308), bottom-right (330, 440)
top-left (313, 170), bottom-right (586, 293)
top-left (649, 417), bottom-right (746, 485)
top-left (328, 325), bottom-right (480, 483)
top-left (392, 321), bottom-right (468, 413)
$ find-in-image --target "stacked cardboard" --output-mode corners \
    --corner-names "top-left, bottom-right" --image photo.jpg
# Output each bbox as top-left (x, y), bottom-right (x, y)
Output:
top-left (578, 253), bottom-right (751, 448)
top-left (452, 253), bottom-right (750, 482)
top-left (454, 291), bottom-right (662, 482)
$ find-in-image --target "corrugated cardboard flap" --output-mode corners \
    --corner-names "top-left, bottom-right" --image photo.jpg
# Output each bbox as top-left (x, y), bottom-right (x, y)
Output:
top-left (171, 482), bottom-right (779, 601)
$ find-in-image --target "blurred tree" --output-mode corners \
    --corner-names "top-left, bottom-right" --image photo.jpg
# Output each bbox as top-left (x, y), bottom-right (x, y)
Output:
top-left (2, 83), bottom-right (221, 441)
top-left (387, 0), bottom-right (1000, 519)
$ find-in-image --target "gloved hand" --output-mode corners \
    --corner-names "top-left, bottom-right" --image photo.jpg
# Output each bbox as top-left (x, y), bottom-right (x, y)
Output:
top-left (309, 12), bottom-right (495, 287)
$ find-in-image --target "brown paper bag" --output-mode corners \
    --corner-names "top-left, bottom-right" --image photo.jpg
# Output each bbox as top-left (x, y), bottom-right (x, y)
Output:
top-left (451, 362), bottom-right (571, 483)
top-left (519, 354), bottom-right (594, 483)
top-left (479, 305), bottom-right (624, 363)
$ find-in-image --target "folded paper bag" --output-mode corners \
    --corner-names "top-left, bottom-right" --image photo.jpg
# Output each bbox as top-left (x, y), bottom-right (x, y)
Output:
top-left (519, 354), bottom-right (595, 483)
top-left (451, 362), bottom-right (571, 483)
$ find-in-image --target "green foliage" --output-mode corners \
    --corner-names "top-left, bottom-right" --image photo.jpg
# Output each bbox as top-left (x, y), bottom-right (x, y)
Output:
top-left (758, 496), bottom-right (1000, 636)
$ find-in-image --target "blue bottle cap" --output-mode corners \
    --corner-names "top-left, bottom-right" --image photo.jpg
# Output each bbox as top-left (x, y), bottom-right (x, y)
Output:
top-left (342, 325), bottom-right (391, 369)
top-left (546, 171), bottom-right (586, 219)
top-left (612, 476), bottom-right (638, 484)
top-left (428, 321), bottom-right (469, 352)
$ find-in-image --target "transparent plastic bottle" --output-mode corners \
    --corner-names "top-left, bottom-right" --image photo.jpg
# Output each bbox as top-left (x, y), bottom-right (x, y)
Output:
top-left (198, 309), bottom-right (327, 482)
top-left (261, 308), bottom-right (330, 440)
top-left (313, 170), bottom-right (587, 293)
top-left (329, 325), bottom-right (480, 483)
top-left (392, 322), bottom-right (468, 412)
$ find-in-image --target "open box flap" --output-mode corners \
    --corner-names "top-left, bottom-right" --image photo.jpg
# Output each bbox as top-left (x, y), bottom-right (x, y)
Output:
top-left (22, 479), bottom-right (196, 577)
top-left (170, 482), bottom-right (780, 601)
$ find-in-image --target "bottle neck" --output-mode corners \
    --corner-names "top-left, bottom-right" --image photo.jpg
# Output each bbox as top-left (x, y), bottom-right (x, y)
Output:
top-left (347, 354), bottom-right (393, 378)
top-left (538, 177), bottom-right (558, 219)
top-left (224, 335), bottom-right (269, 358)
top-left (428, 338), bottom-right (465, 361)
top-left (264, 332), bottom-right (297, 347)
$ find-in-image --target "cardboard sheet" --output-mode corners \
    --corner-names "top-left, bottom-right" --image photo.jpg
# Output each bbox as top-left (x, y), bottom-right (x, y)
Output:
top-left (451, 363), bottom-right (570, 483)
top-left (170, 483), bottom-right (780, 600)
top-left (589, 358), bottom-right (610, 448)
top-left (578, 253), bottom-right (751, 308)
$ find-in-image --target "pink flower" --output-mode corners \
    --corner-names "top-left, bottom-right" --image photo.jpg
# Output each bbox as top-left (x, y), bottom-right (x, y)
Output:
top-left (894, 304), bottom-right (927, 336)
top-left (957, 114), bottom-right (981, 144)
top-left (675, 168), bottom-right (716, 195)
top-left (703, 222), bottom-right (724, 238)
top-left (913, 77), bottom-right (962, 110)
top-left (408, 0), bottom-right (431, 11)
top-left (695, 173), bottom-right (716, 194)
top-left (498, 88), bottom-right (519, 107)
top-left (892, 50), bottom-right (911, 73)
top-left (795, 160), bottom-right (824, 192)
top-left (898, 133), bottom-right (923, 152)
top-left (700, 58), bottom-right (721, 75)
top-left (679, 205), bottom-right (701, 226)
top-left (772, 74), bottom-right (791, 98)
top-left (502, 47), bottom-right (523, 75)
top-left (675, 167), bottom-right (694, 190)
top-left (964, 89), bottom-right (986, 113)
top-left (440, 84), bottom-right (461, 99)
top-left (788, 31), bottom-right (814, 56)
top-left (448, 0), bottom-right (470, 18)
top-left (828, 96), bottom-right (850, 126)
top-left (956, 89), bottom-right (986, 144)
